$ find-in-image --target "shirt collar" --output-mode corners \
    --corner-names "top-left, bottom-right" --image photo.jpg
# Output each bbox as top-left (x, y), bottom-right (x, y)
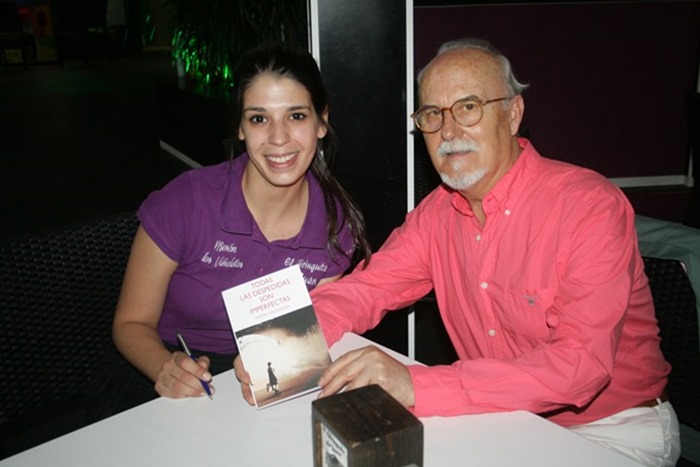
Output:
top-left (450, 137), bottom-right (540, 217)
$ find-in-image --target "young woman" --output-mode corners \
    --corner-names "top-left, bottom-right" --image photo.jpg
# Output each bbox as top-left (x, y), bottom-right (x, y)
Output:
top-left (101, 44), bottom-right (371, 414)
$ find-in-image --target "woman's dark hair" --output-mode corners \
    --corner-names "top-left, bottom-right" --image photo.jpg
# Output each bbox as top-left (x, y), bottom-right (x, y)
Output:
top-left (231, 43), bottom-right (371, 268)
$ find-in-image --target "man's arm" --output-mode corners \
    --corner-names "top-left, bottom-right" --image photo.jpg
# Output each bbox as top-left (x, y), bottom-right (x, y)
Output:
top-left (318, 183), bottom-right (659, 421)
top-left (310, 201), bottom-right (437, 346)
top-left (310, 197), bottom-right (440, 406)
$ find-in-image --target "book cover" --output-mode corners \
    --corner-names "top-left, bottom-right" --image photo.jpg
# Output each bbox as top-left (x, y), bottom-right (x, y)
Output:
top-left (221, 264), bottom-right (332, 409)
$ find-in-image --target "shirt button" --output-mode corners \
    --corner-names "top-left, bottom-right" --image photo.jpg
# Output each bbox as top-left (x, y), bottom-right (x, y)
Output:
top-left (475, 234), bottom-right (481, 241)
top-left (488, 329), bottom-right (496, 337)
top-left (480, 282), bottom-right (488, 289)
top-left (504, 209), bottom-right (512, 216)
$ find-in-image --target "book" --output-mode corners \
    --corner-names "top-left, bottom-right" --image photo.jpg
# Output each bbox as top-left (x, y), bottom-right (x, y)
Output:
top-left (221, 264), bottom-right (332, 409)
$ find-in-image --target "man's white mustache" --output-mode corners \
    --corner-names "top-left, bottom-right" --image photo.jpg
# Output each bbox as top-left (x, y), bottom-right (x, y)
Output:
top-left (437, 140), bottom-right (480, 158)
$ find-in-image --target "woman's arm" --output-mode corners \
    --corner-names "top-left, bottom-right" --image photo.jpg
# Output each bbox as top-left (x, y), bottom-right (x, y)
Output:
top-left (112, 226), bottom-right (213, 398)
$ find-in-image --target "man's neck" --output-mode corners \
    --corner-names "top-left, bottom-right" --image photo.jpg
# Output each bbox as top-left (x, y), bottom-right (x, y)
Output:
top-left (459, 138), bottom-right (523, 227)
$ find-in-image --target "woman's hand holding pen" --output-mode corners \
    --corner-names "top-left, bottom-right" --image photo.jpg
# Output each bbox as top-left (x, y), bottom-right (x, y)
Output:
top-left (234, 355), bottom-right (255, 405)
top-left (154, 351), bottom-right (215, 399)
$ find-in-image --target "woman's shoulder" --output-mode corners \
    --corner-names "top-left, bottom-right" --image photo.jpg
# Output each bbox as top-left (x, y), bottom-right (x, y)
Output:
top-left (163, 160), bottom-right (238, 193)
top-left (140, 160), bottom-right (237, 219)
top-left (185, 159), bottom-right (238, 181)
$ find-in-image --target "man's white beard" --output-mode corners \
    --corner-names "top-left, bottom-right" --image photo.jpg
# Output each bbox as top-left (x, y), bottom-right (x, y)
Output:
top-left (436, 139), bottom-right (486, 191)
top-left (440, 164), bottom-right (487, 191)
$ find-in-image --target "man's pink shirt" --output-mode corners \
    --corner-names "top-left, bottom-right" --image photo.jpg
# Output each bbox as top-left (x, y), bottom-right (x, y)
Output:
top-left (311, 138), bottom-right (669, 426)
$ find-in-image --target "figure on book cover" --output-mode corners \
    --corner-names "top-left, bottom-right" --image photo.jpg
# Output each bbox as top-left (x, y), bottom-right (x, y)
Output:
top-left (267, 362), bottom-right (280, 395)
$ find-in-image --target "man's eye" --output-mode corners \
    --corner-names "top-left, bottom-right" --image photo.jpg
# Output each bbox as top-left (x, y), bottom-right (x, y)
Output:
top-left (457, 101), bottom-right (477, 112)
top-left (423, 107), bottom-right (440, 117)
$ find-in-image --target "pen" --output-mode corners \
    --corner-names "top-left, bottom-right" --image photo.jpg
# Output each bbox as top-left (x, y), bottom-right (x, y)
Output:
top-left (176, 331), bottom-right (214, 400)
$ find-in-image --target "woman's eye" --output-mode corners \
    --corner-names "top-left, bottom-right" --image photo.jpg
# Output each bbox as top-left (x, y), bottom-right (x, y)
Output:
top-left (290, 112), bottom-right (307, 121)
top-left (249, 115), bottom-right (266, 124)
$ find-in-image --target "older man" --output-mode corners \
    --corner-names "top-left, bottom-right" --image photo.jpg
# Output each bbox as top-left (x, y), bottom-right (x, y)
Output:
top-left (237, 38), bottom-right (680, 466)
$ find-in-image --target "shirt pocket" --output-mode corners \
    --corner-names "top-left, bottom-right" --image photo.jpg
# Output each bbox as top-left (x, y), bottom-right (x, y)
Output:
top-left (496, 286), bottom-right (558, 348)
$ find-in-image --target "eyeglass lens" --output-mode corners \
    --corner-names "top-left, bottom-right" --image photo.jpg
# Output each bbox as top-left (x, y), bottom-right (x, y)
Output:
top-left (416, 97), bottom-right (484, 132)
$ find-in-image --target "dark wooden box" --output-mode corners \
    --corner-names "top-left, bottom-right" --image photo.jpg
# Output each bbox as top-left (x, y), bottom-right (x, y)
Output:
top-left (312, 384), bottom-right (423, 467)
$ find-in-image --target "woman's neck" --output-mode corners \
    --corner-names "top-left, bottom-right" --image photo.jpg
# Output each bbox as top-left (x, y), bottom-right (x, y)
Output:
top-left (241, 165), bottom-right (309, 242)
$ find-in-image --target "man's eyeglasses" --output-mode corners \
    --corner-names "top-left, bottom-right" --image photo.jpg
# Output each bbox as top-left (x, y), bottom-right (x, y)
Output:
top-left (411, 96), bottom-right (512, 133)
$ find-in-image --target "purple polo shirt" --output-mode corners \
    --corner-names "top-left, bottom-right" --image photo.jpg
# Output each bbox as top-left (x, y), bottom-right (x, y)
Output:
top-left (138, 153), bottom-right (354, 354)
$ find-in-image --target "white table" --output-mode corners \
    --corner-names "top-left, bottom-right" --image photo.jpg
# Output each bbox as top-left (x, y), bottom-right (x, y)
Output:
top-left (1, 333), bottom-right (642, 466)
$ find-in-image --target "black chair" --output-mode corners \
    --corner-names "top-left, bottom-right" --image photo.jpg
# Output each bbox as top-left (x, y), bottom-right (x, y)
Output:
top-left (0, 212), bottom-right (138, 459)
top-left (0, 2), bottom-right (36, 69)
top-left (636, 215), bottom-right (700, 466)
top-left (686, 92), bottom-right (700, 229)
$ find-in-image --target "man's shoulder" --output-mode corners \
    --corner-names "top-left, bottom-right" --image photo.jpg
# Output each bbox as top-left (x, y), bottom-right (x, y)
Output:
top-left (527, 156), bottom-right (632, 221)
top-left (536, 156), bottom-right (616, 192)
top-left (520, 140), bottom-right (612, 192)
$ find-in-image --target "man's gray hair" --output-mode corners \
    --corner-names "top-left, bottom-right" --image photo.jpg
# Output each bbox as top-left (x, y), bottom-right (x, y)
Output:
top-left (417, 38), bottom-right (529, 97)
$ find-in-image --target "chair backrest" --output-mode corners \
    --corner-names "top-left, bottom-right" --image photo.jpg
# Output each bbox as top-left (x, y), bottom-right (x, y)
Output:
top-left (636, 215), bottom-right (700, 433)
top-left (0, 212), bottom-right (138, 429)
top-left (643, 256), bottom-right (700, 430)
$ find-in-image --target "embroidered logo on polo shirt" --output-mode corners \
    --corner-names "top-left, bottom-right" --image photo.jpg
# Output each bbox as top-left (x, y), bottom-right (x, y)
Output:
top-left (201, 240), bottom-right (244, 269)
top-left (284, 257), bottom-right (329, 287)
top-left (284, 257), bottom-right (329, 274)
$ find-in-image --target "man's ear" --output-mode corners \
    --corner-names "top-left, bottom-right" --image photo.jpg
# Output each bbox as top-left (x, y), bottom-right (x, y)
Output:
top-left (508, 95), bottom-right (525, 136)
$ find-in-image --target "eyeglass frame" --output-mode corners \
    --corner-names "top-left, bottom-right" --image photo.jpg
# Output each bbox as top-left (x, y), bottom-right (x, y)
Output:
top-left (411, 95), bottom-right (513, 134)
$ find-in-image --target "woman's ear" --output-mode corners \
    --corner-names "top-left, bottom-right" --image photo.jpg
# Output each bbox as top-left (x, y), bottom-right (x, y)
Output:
top-left (317, 108), bottom-right (329, 139)
top-left (237, 127), bottom-right (245, 141)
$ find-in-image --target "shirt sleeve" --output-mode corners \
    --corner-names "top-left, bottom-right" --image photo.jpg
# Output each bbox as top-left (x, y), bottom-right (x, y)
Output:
top-left (311, 200), bottom-right (437, 346)
top-left (137, 170), bottom-right (197, 262)
top-left (409, 183), bottom-right (643, 417)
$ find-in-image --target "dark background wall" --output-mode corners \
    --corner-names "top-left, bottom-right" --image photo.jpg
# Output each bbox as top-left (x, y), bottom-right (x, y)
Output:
top-left (317, 0), bottom-right (407, 250)
top-left (413, 1), bottom-right (700, 222)
top-left (316, 0), bottom-right (410, 351)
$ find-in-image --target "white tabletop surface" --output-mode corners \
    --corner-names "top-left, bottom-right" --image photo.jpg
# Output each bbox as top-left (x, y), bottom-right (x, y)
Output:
top-left (1, 333), bottom-right (642, 466)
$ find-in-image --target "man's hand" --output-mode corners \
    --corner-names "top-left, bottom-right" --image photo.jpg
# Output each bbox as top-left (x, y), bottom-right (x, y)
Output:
top-left (234, 354), bottom-right (255, 405)
top-left (154, 351), bottom-right (214, 398)
top-left (318, 345), bottom-right (415, 407)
